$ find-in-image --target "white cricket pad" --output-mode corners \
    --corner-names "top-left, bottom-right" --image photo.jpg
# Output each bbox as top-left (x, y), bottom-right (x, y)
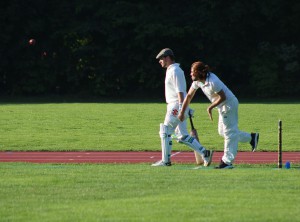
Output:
top-left (179, 135), bottom-right (205, 155)
top-left (159, 124), bottom-right (172, 163)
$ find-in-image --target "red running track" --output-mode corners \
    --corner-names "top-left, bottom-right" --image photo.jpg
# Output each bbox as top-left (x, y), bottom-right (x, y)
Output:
top-left (0, 151), bottom-right (300, 164)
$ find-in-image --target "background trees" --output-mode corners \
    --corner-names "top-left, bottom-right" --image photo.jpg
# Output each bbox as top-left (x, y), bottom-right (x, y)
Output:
top-left (0, 0), bottom-right (299, 98)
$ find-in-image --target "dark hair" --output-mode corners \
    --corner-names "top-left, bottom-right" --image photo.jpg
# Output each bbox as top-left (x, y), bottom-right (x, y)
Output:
top-left (191, 61), bottom-right (210, 80)
top-left (167, 55), bottom-right (175, 61)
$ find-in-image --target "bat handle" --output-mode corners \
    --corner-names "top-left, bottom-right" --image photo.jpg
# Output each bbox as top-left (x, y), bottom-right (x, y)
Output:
top-left (188, 110), bottom-right (195, 129)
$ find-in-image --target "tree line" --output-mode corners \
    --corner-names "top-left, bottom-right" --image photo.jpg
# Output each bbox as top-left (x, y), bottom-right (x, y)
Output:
top-left (0, 0), bottom-right (299, 99)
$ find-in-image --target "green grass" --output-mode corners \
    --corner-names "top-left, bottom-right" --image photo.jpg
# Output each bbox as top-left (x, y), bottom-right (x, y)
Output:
top-left (0, 101), bottom-right (299, 221)
top-left (0, 102), bottom-right (299, 151)
top-left (0, 163), bottom-right (299, 222)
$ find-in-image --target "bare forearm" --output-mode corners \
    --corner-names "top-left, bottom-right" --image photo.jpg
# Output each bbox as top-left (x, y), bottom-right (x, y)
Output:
top-left (181, 94), bottom-right (192, 113)
top-left (208, 95), bottom-right (225, 110)
top-left (207, 89), bottom-right (226, 121)
top-left (178, 87), bottom-right (196, 121)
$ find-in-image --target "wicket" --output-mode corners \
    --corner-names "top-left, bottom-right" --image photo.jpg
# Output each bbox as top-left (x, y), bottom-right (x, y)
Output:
top-left (278, 120), bottom-right (282, 168)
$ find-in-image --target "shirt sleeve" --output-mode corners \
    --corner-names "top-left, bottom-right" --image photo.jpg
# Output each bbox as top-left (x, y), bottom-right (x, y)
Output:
top-left (173, 71), bottom-right (186, 93)
top-left (210, 76), bottom-right (223, 93)
top-left (191, 81), bottom-right (199, 90)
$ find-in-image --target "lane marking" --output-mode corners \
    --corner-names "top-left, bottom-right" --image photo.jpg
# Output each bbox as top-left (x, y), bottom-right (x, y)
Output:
top-left (149, 151), bottom-right (181, 160)
top-left (171, 152), bottom-right (181, 157)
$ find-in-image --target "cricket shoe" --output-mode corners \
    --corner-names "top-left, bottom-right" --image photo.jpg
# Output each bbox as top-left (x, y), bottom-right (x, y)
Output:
top-left (151, 160), bottom-right (172, 167)
top-left (250, 133), bottom-right (259, 152)
top-left (203, 150), bottom-right (214, 167)
top-left (215, 160), bottom-right (234, 169)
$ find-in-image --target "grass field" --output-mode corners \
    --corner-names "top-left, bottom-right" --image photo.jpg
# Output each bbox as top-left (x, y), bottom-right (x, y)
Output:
top-left (0, 163), bottom-right (300, 222)
top-left (0, 102), bottom-right (299, 151)
top-left (0, 101), bottom-right (299, 221)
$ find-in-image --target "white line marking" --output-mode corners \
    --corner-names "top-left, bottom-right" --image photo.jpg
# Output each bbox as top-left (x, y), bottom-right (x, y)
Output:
top-left (171, 152), bottom-right (181, 157)
top-left (149, 152), bottom-right (181, 160)
top-left (193, 166), bottom-right (203, 170)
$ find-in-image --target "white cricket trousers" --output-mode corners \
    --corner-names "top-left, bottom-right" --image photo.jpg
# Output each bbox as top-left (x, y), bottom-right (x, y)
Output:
top-left (160, 102), bottom-right (207, 163)
top-left (218, 97), bottom-right (251, 164)
top-left (164, 102), bottom-right (189, 137)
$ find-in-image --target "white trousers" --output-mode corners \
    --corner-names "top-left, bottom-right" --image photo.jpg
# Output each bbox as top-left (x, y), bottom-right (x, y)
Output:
top-left (218, 97), bottom-right (251, 164)
top-left (160, 102), bottom-right (206, 163)
top-left (164, 103), bottom-right (189, 137)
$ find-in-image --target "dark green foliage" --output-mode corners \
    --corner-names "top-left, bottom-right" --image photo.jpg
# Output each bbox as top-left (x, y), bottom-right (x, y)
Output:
top-left (0, 0), bottom-right (299, 98)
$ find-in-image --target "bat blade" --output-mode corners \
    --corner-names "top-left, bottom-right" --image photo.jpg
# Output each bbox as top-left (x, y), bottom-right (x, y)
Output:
top-left (190, 129), bottom-right (199, 141)
top-left (188, 110), bottom-right (203, 165)
top-left (190, 129), bottom-right (204, 165)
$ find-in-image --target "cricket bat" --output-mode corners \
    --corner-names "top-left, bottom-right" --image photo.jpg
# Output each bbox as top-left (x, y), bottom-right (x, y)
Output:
top-left (188, 110), bottom-right (204, 165)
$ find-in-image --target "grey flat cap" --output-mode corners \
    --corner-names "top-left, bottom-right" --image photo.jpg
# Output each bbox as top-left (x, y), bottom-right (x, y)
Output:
top-left (156, 48), bottom-right (174, 59)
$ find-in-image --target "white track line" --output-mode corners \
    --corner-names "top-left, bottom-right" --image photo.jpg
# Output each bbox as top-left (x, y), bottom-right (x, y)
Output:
top-left (150, 151), bottom-right (181, 160)
top-left (171, 152), bottom-right (181, 157)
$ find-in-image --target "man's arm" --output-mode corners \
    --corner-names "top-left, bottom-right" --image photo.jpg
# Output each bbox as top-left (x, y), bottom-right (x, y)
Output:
top-left (178, 87), bottom-right (197, 121)
top-left (207, 89), bottom-right (226, 121)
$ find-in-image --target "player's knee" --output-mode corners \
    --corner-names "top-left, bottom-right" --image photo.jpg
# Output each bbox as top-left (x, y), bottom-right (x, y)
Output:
top-left (218, 127), bottom-right (225, 137)
top-left (168, 115), bottom-right (180, 128)
top-left (159, 123), bottom-right (168, 138)
top-left (223, 130), bottom-right (238, 140)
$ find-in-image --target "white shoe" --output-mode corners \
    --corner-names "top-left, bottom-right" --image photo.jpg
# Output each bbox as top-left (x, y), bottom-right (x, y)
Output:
top-left (151, 160), bottom-right (172, 167)
top-left (203, 150), bottom-right (214, 167)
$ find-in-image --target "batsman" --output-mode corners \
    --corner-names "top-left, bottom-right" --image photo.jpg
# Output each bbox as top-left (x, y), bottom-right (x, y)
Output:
top-left (152, 48), bottom-right (213, 167)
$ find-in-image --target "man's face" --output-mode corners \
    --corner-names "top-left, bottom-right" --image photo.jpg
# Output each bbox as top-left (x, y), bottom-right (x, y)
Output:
top-left (190, 67), bottom-right (200, 81)
top-left (158, 57), bottom-right (167, 68)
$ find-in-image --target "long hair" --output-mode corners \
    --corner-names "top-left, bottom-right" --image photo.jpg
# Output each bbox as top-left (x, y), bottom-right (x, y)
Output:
top-left (191, 61), bottom-right (210, 80)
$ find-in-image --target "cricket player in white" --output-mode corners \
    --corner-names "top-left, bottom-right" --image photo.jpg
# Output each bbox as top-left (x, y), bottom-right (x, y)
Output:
top-left (152, 49), bottom-right (213, 167)
top-left (178, 61), bottom-right (259, 169)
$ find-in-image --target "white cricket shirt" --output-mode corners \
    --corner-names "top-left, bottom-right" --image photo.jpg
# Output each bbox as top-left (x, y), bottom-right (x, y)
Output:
top-left (165, 63), bottom-right (187, 104)
top-left (192, 73), bottom-right (235, 108)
